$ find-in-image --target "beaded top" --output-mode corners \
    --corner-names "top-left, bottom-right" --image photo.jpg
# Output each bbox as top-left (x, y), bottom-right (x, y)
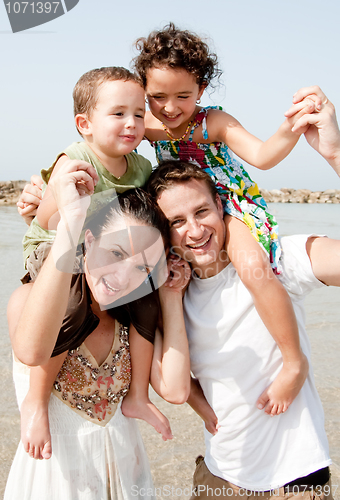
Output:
top-left (53, 321), bottom-right (131, 426)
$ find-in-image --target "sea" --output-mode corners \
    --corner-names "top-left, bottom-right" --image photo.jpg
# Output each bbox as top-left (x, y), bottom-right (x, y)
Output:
top-left (0, 204), bottom-right (339, 498)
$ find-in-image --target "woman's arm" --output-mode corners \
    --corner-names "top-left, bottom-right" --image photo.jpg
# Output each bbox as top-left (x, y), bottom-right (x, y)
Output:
top-left (150, 258), bottom-right (191, 404)
top-left (9, 162), bottom-right (97, 366)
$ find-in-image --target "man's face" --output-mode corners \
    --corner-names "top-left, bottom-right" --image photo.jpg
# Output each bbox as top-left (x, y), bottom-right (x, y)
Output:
top-left (157, 179), bottom-right (228, 278)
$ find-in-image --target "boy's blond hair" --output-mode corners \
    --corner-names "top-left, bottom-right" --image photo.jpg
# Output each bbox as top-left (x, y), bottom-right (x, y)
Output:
top-left (73, 67), bottom-right (142, 133)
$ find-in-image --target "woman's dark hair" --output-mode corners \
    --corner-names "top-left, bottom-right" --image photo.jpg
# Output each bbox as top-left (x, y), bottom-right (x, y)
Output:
top-left (84, 188), bottom-right (170, 249)
top-left (133, 22), bottom-right (222, 89)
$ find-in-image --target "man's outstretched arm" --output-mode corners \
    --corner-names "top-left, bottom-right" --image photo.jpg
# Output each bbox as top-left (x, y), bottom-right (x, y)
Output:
top-left (286, 86), bottom-right (340, 177)
top-left (307, 237), bottom-right (340, 286)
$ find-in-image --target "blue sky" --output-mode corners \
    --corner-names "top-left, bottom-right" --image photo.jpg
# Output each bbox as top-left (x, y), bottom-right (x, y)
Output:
top-left (1, 0), bottom-right (340, 190)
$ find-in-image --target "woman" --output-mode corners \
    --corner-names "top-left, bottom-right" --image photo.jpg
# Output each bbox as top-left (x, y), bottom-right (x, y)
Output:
top-left (5, 163), bottom-right (191, 499)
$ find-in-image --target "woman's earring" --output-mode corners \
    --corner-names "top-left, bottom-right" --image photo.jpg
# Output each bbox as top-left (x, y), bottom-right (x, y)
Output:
top-left (196, 98), bottom-right (201, 104)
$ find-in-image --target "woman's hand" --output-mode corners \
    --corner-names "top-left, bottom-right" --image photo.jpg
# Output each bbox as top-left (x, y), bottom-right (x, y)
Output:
top-left (48, 160), bottom-right (98, 273)
top-left (48, 159), bottom-right (98, 225)
top-left (17, 175), bottom-right (43, 225)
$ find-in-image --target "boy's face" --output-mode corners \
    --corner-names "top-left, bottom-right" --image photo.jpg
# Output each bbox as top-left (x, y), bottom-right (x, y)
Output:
top-left (85, 80), bottom-right (145, 157)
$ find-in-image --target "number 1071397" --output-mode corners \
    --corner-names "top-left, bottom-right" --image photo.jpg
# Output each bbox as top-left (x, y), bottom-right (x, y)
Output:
top-left (5, 2), bottom-right (61, 14)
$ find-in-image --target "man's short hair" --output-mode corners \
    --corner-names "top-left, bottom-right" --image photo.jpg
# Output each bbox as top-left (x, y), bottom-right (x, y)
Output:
top-left (73, 66), bottom-right (141, 120)
top-left (147, 160), bottom-right (218, 204)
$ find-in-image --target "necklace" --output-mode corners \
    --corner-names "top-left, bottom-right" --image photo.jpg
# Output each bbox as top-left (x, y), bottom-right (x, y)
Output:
top-left (162, 119), bottom-right (196, 141)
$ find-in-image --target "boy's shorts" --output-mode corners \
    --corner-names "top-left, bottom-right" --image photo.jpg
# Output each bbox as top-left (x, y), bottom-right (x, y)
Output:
top-left (22, 242), bottom-right (159, 357)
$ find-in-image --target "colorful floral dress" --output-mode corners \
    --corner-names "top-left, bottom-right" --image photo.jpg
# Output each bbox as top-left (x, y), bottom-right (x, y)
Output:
top-left (5, 321), bottom-right (155, 500)
top-left (150, 106), bottom-right (281, 272)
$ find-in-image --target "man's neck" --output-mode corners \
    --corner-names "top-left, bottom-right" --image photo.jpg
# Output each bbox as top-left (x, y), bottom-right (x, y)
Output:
top-left (193, 249), bottom-right (230, 279)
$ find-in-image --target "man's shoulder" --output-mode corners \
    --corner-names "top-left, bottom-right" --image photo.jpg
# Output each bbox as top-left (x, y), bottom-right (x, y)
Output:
top-left (279, 235), bottom-right (325, 297)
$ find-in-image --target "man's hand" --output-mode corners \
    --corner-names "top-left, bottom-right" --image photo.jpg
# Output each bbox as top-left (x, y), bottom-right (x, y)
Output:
top-left (17, 175), bottom-right (43, 225)
top-left (285, 86), bottom-right (340, 175)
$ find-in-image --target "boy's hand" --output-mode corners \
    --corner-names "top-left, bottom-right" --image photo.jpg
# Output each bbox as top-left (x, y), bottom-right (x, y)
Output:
top-left (17, 175), bottom-right (43, 225)
top-left (286, 86), bottom-right (340, 172)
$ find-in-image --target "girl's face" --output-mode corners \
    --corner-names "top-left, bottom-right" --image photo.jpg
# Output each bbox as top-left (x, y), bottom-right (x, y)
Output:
top-left (145, 67), bottom-right (205, 132)
top-left (84, 215), bottom-right (165, 307)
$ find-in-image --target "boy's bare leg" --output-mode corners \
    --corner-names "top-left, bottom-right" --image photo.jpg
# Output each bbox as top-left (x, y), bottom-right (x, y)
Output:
top-left (21, 353), bottom-right (67, 460)
top-left (121, 325), bottom-right (173, 441)
top-left (225, 215), bottom-right (308, 416)
top-left (187, 377), bottom-right (219, 435)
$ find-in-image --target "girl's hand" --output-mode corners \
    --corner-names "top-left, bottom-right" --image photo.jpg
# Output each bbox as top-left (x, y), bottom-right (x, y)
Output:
top-left (162, 255), bottom-right (191, 294)
top-left (48, 159), bottom-right (98, 225)
top-left (17, 175), bottom-right (43, 225)
top-left (284, 98), bottom-right (316, 134)
top-left (286, 86), bottom-right (340, 171)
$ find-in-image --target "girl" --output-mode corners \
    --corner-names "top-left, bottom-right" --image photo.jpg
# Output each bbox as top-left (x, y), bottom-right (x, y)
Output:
top-left (6, 164), bottom-right (191, 499)
top-left (133, 23), bottom-right (314, 416)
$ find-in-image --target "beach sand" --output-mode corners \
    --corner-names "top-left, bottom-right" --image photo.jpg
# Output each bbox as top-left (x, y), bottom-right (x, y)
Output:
top-left (1, 281), bottom-right (339, 500)
top-left (0, 205), bottom-right (339, 498)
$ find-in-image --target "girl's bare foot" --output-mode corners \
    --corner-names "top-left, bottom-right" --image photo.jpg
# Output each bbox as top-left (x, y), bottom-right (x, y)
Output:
top-left (20, 393), bottom-right (52, 460)
top-left (121, 393), bottom-right (173, 441)
top-left (256, 353), bottom-right (309, 416)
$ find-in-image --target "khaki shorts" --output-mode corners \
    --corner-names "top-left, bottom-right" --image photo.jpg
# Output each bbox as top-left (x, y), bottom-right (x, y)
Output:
top-left (190, 456), bottom-right (333, 500)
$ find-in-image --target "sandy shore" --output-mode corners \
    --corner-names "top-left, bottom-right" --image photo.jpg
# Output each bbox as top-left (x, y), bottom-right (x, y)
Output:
top-left (1, 392), bottom-right (339, 500)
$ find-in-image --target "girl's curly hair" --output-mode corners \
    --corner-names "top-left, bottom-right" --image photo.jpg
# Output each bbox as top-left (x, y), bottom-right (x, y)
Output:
top-left (133, 23), bottom-right (222, 89)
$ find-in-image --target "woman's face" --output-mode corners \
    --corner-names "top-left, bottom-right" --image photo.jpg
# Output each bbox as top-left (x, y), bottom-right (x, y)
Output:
top-left (84, 215), bottom-right (166, 307)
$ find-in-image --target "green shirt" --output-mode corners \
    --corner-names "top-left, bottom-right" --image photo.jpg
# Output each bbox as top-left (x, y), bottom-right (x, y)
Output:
top-left (22, 142), bottom-right (152, 263)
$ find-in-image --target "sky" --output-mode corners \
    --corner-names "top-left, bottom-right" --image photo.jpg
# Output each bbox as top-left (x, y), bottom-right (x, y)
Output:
top-left (1, 0), bottom-right (340, 190)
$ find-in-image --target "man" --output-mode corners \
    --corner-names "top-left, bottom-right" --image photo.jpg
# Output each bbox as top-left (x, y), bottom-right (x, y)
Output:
top-left (147, 86), bottom-right (340, 499)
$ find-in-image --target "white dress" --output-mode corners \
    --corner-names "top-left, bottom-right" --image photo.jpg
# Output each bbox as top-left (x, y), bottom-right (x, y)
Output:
top-left (4, 321), bottom-right (155, 500)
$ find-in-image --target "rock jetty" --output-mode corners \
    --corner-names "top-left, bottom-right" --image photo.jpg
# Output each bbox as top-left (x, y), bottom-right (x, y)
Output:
top-left (260, 187), bottom-right (340, 204)
top-left (0, 181), bottom-right (28, 206)
top-left (0, 181), bottom-right (339, 205)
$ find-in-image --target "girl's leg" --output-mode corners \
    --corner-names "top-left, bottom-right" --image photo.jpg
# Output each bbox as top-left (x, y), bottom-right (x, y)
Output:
top-left (225, 215), bottom-right (308, 415)
top-left (121, 325), bottom-right (173, 441)
top-left (21, 353), bottom-right (67, 460)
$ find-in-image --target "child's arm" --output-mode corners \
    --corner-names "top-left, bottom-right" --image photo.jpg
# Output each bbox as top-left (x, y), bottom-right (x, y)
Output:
top-left (225, 215), bottom-right (308, 415)
top-left (150, 257), bottom-right (191, 403)
top-left (209, 99), bottom-right (316, 170)
top-left (20, 353), bottom-right (67, 460)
